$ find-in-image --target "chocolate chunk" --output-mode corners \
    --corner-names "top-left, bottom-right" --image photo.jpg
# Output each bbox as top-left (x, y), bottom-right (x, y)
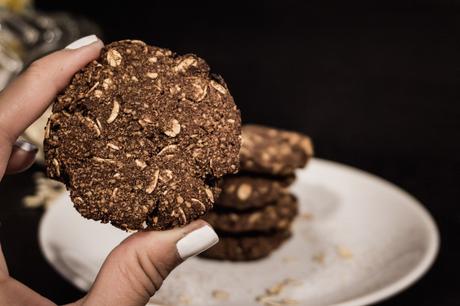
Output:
top-left (44, 40), bottom-right (241, 230)
top-left (240, 125), bottom-right (313, 176)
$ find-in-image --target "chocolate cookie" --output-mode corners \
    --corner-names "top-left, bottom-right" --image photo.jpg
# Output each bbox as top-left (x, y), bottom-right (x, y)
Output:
top-left (200, 230), bottom-right (291, 261)
top-left (240, 125), bottom-right (313, 176)
top-left (205, 193), bottom-right (298, 233)
top-left (215, 174), bottom-right (294, 210)
top-left (44, 40), bottom-right (241, 230)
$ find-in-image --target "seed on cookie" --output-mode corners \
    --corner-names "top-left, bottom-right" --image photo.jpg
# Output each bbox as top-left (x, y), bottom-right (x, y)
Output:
top-left (145, 169), bottom-right (160, 194)
top-left (146, 72), bottom-right (158, 79)
top-left (237, 183), bottom-right (252, 201)
top-left (107, 100), bottom-right (120, 123)
top-left (164, 119), bottom-right (181, 137)
top-left (107, 49), bottom-right (122, 67)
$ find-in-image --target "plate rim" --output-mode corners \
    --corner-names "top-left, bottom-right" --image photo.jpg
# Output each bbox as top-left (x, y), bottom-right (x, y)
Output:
top-left (309, 159), bottom-right (440, 306)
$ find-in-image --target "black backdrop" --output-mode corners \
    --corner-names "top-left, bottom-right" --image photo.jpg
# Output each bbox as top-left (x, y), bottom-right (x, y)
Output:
top-left (0, 1), bottom-right (458, 305)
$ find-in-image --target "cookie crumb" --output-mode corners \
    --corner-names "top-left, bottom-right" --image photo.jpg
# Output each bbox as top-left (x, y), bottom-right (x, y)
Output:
top-left (282, 256), bottom-right (298, 263)
top-left (300, 212), bottom-right (313, 220)
top-left (257, 297), bottom-right (300, 306)
top-left (256, 278), bottom-right (302, 305)
top-left (212, 289), bottom-right (230, 301)
top-left (178, 294), bottom-right (192, 305)
top-left (336, 245), bottom-right (353, 259)
top-left (312, 252), bottom-right (325, 264)
top-left (23, 172), bottom-right (66, 208)
top-left (266, 283), bottom-right (284, 295)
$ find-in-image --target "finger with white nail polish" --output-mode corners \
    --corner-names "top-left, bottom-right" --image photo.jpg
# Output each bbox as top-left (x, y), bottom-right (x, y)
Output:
top-left (177, 225), bottom-right (219, 260)
top-left (83, 221), bottom-right (218, 306)
top-left (66, 35), bottom-right (101, 50)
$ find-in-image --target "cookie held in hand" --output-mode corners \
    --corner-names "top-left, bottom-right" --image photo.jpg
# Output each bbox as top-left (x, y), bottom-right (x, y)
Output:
top-left (44, 40), bottom-right (241, 231)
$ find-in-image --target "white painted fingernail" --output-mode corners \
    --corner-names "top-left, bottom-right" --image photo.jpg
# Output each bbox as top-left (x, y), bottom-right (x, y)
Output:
top-left (65, 35), bottom-right (100, 50)
top-left (176, 225), bottom-right (219, 260)
top-left (14, 140), bottom-right (37, 152)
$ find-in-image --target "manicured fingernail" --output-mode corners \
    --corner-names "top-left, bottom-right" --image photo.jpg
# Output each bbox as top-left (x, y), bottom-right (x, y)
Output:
top-left (65, 35), bottom-right (100, 50)
top-left (14, 140), bottom-right (37, 152)
top-left (176, 225), bottom-right (218, 260)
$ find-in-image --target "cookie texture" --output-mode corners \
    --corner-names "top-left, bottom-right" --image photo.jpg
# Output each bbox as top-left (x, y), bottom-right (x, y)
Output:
top-left (216, 174), bottom-right (294, 210)
top-left (44, 40), bottom-right (241, 230)
top-left (240, 125), bottom-right (313, 176)
top-left (200, 230), bottom-right (291, 261)
top-left (205, 193), bottom-right (298, 233)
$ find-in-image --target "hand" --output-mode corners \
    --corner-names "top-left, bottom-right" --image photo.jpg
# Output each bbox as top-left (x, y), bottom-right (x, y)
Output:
top-left (0, 35), bottom-right (218, 306)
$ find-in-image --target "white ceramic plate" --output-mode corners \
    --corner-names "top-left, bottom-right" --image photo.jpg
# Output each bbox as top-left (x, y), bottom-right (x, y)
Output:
top-left (39, 159), bottom-right (439, 306)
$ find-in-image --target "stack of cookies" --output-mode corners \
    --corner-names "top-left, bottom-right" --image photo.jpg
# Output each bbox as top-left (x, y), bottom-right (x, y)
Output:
top-left (201, 125), bottom-right (313, 261)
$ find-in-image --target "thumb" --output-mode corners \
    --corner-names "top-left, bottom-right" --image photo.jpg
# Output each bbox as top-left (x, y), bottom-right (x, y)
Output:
top-left (80, 220), bottom-right (218, 306)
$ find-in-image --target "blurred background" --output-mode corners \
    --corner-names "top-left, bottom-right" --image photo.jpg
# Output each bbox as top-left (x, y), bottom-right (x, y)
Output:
top-left (0, 0), bottom-right (458, 305)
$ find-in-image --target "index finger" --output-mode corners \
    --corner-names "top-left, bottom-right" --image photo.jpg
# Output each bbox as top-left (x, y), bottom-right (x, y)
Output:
top-left (0, 36), bottom-right (104, 144)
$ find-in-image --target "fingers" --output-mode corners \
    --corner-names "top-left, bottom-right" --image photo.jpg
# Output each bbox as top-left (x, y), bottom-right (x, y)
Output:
top-left (82, 221), bottom-right (218, 306)
top-left (0, 35), bottom-right (103, 179)
top-left (4, 140), bottom-right (38, 174)
top-left (0, 35), bottom-right (104, 144)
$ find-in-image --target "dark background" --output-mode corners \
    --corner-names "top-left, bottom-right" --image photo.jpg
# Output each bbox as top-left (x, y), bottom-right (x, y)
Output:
top-left (1, 1), bottom-right (459, 305)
